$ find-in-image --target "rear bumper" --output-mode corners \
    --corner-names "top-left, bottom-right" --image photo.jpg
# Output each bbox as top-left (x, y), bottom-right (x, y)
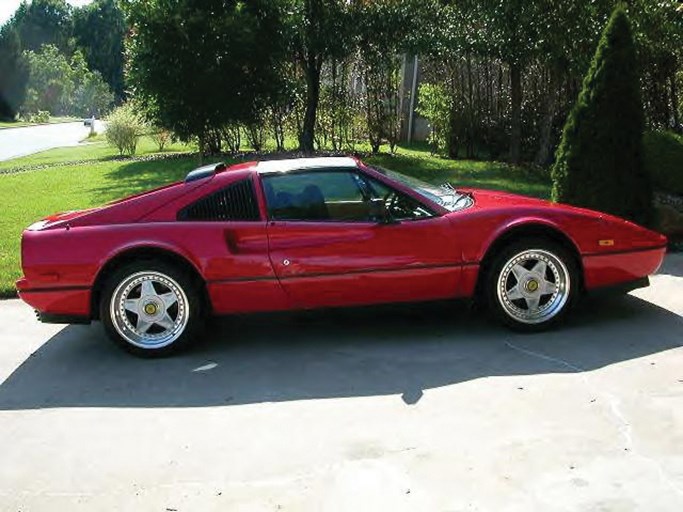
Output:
top-left (35, 311), bottom-right (91, 325)
top-left (16, 278), bottom-right (92, 321)
top-left (582, 245), bottom-right (666, 291)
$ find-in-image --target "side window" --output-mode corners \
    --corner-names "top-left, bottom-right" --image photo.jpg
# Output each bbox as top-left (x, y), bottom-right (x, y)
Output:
top-left (263, 170), bottom-right (436, 222)
top-left (264, 170), bottom-right (369, 222)
top-left (361, 175), bottom-right (435, 221)
top-left (178, 178), bottom-right (260, 221)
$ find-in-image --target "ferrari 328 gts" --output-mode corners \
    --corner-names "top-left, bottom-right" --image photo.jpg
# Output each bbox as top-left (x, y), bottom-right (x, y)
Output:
top-left (17, 157), bottom-right (667, 356)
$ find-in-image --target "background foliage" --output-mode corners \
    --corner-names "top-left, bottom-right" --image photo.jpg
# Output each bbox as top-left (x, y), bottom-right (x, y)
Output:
top-left (0, 0), bottom-right (123, 120)
top-left (0, 0), bottom-right (681, 223)
top-left (551, 6), bottom-right (652, 225)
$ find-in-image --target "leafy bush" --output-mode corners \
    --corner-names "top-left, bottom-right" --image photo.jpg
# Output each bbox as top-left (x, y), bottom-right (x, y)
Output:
top-left (416, 83), bottom-right (452, 156)
top-left (150, 128), bottom-right (172, 152)
top-left (26, 110), bottom-right (49, 123)
top-left (105, 103), bottom-right (143, 156)
top-left (551, 7), bottom-right (652, 226)
top-left (644, 131), bottom-right (683, 195)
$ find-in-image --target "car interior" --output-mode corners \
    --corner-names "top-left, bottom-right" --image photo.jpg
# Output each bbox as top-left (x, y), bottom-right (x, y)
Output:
top-left (262, 170), bottom-right (433, 223)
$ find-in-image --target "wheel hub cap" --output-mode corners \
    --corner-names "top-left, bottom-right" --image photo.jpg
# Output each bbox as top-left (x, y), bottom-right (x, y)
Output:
top-left (497, 249), bottom-right (571, 325)
top-left (525, 278), bottom-right (539, 293)
top-left (110, 271), bottom-right (190, 349)
top-left (144, 302), bottom-right (159, 316)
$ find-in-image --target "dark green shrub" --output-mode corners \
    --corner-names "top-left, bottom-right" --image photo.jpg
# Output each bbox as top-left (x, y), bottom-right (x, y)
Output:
top-left (644, 131), bottom-right (683, 196)
top-left (551, 6), bottom-right (652, 226)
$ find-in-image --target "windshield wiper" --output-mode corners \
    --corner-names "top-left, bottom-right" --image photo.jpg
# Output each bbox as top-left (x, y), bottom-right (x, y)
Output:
top-left (452, 194), bottom-right (472, 207)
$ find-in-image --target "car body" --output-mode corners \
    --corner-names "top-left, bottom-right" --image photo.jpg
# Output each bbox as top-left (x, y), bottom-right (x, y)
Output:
top-left (17, 156), bottom-right (667, 355)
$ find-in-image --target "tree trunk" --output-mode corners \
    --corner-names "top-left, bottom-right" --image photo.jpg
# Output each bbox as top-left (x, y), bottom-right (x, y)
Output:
top-left (197, 133), bottom-right (205, 165)
top-left (299, 57), bottom-right (322, 153)
top-left (671, 72), bottom-right (680, 132)
top-left (447, 102), bottom-right (459, 159)
top-left (535, 69), bottom-right (559, 167)
top-left (466, 53), bottom-right (475, 159)
top-left (509, 62), bottom-right (523, 164)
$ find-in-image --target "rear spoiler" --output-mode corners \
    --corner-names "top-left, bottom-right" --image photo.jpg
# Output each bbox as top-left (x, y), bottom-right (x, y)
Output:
top-left (185, 162), bottom-right (226, 183)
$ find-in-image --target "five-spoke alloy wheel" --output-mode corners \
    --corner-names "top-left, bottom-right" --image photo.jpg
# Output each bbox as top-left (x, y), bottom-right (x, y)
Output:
top-left (100, 260), bottom-right (203, 356)
top-left (486, 238), bottom-right (578, 331)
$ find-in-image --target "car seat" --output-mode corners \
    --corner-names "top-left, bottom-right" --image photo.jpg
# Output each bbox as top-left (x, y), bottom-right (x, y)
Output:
top-left (300, 184), bottom-right (329, 220)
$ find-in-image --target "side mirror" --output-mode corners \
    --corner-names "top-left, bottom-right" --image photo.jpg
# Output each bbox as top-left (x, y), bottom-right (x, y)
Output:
top-left (368, 198), bottom-right (398, 225)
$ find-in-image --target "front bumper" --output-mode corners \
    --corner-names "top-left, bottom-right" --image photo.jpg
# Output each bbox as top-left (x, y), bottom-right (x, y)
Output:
top-left (582, 245), bottom-right (666, 291)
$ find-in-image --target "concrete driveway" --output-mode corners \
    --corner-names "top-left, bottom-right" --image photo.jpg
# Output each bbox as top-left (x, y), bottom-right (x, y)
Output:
top-left (0, 122), bottom-right (95, 161)
top-left (0, 255), bottom-right (682, 511)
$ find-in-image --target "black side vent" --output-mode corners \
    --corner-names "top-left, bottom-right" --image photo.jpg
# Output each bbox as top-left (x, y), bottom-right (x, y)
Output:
top-left (178, 179), bottom-right (260, 221)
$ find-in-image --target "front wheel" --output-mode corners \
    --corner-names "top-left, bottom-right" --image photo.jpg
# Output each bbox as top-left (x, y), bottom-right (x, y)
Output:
top-left (485, 239), bottom-right (578, 332)
top-left (100, 260), bottom-right (204, 356)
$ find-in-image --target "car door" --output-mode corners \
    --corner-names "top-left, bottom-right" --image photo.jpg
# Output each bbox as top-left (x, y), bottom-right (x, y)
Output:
top-left (262, 168), bottom-right (461, 308)
top-left (175, 175), bottom-right (290, 314)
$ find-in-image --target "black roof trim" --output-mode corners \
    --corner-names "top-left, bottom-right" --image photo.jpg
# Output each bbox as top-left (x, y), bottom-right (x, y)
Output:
top-left (185, 162), bottom-right (226, 183)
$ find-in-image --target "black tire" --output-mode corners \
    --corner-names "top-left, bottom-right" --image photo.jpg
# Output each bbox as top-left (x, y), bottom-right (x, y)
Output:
top-left (484, 237), bottom-right (579, 332)
top-left (99, 259), bottom-right (205, 357)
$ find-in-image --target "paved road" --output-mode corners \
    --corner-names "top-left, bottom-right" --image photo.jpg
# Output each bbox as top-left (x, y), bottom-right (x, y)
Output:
top-left (0, 121), bottom-right (95, 161)
top-left (0, 255), bottom-right (682, 511)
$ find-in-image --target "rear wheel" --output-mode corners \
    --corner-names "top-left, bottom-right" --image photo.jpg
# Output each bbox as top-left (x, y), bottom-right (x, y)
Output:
top-left (485, 238), bottom-right (578, 331)
top-left (100, 260), bottom-right (204, 356)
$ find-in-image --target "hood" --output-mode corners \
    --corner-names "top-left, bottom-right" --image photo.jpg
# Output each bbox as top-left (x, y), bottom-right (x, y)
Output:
top-left (462, 188), bottom-right (607, 220)
top-left (459, 187), bottom-right (667, 251)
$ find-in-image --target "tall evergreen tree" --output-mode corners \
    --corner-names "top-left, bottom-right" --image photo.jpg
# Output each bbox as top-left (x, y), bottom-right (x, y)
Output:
top-left (551, 5), bottom-right (652, 226)
top-left (0, 24), bottom-right (29, 120)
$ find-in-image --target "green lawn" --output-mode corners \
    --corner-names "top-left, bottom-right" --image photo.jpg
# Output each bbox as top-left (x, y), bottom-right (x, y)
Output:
top-left (0, 140), bottom-right (550, 297)
top-left (367, 150), bottom-right (550, 198)
top-left (0, 116), bottom-right (80, 129)
top-left (0, 134), bottom-right (194, 172)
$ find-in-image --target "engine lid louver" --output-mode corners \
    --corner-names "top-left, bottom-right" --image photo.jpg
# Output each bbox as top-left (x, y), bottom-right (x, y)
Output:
top-left (178, 179), bottom-right (259, 221)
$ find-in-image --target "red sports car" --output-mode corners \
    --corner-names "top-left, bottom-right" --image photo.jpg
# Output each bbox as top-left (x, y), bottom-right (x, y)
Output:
top-left (17, 156), bottom-right (667, 356)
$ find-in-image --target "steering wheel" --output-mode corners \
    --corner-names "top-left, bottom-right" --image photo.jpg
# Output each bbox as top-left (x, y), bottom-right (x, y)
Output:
top-left (384, 191), bottom-right (399, 213)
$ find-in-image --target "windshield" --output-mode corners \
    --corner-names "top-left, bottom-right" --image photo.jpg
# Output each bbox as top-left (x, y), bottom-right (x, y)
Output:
top-left (370, 165), bottom-right (473, 212)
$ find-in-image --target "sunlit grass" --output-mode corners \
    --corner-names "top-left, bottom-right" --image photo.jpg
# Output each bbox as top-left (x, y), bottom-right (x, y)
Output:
top-left (0, 135), bottom-right (195, 172)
